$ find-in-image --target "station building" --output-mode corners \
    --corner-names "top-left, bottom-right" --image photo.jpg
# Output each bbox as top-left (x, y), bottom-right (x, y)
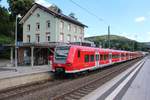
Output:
top-left (10, 3), bottom-right (87, 67)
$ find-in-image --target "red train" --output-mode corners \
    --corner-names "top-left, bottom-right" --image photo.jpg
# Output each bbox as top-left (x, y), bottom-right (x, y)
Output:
top-left (51, 45), bottom-right (143, 74)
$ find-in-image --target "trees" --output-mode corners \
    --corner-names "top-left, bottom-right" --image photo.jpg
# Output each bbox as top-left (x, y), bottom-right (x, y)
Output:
top-left (5, 0), bottom-right (35, 41)
top-left (0, 5), bottom-right (14, 38)
top-left (7, 0), bottom-right (35, 17)
top-left (0, 0), bottom-right (35, 44)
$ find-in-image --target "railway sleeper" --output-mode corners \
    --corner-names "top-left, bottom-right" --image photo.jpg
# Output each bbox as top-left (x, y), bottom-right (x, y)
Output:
top-left (85, 85), bottom-right (96, 89)
top-left (81, 87), bottom-right (94, 92)
top-left (73, 91), bottom-right (86, 96)
top-left (68, 94), bottom-right (82, 99)
top-left (76, 89), bottom-right (89, 94)
top-left (90, 83), bottom-right (101, 88)
top-left (64, 96), bottom-right (78, 100)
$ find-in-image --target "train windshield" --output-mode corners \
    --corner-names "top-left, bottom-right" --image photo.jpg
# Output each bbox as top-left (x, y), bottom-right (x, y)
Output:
top-left (55, 46), bottom-right (70, 62)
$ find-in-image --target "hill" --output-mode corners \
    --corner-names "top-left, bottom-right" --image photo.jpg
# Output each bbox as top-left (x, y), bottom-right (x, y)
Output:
top-left (85, 35), bottom-right (133, 42)
top-left (142, 42), bottom-right (150, 46)
top-left (84, 35), bottom-right (149, 51)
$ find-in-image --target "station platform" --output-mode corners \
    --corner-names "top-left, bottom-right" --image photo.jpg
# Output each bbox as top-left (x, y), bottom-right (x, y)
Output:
top-left (0, 65), bottom-right (52, 91)
top-left (122, 56), bottom-right (150, 100)
top-left (81, 57), bottom-right (148, 100)
top-left (0, 59), bottom-right (10, 67)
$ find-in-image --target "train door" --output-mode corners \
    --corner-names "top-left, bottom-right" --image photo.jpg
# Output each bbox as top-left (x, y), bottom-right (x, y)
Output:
top-left (109, 53), bottom-right (112, 64)
top-left (95, 51), bottom-right (100, 67)
top-left (119, 53), bottom-right (121, 62)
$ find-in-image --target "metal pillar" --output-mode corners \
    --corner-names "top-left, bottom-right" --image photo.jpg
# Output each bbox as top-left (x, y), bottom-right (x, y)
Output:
top-left (15, 47), bottom-right (17, 67)
top-left (10, 47), bottom-right (13, 64)
top-left (108, 25), bottom-right (110, 49)
top-left (31, 46), bottom-right (34, 67)
top-left (15, 15), bottom-right (18, 67)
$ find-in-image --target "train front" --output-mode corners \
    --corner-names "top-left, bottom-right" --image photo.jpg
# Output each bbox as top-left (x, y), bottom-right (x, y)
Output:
top-left (52, 45), bottom-right (73, 74)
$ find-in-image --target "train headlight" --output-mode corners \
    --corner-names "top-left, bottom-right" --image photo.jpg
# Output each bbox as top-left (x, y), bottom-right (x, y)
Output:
top-left (66, 63), bottom-right (72, 66)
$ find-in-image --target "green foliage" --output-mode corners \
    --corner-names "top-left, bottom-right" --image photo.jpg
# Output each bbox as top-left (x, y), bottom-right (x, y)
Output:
top-left (0, 0), bottom-right (34, 45)
top-left (0, 5), bottom-right (14, 39)
top-left (0, 34), bottom-right (14, 44)
top-left (7, 0), bottom-right (35, 17)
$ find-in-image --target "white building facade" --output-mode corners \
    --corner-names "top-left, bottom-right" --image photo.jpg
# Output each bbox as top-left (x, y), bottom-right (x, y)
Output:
top-left (20, 3), bottom-right (87, 44)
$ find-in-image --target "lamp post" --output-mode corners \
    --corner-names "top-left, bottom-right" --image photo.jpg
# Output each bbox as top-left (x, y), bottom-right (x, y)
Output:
top-left (15, 14), bottom-right (21, 67)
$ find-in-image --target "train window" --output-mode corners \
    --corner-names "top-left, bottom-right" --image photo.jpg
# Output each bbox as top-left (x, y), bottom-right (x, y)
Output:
top-left (112, 55), bottom-right (118, 58)
top-left (106, 55), bottom-right (108, 60)
top-left (104, 54), bottom-right (107, 60)
top-left (121, 54), bottom-right (125, 57)
top-left (85, 55), bottom-right (89, 62)
top-left (107, 55), bottom-right (109, 60)
top-left (96, 54), bottom-right (99, 61)
top-left (117, 55), bottom-right (119, 58)
top-left (116, 55), bottom-right (118, 58)
top-left (100, 55), bottom-right (103, 60)
top-left (55, 46), bottom-right (70, 61)
top-left (112, 55), bottom-right (114, 58)
top-left (90, 55), bottom-right (94, 62)
top-left (78, 50), bottom-right (80, 58)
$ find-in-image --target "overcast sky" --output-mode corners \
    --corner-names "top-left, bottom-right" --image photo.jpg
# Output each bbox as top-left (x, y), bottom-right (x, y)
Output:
top-left (1, 0), bottom-right (150, 42)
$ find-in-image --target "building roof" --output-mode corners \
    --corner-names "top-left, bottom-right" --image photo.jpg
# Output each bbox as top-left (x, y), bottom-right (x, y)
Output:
top-left (19, 3), bottom-right (88, 27)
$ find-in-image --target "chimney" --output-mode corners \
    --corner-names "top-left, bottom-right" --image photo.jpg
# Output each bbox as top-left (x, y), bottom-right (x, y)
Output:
top-left (48, 4), bottom-right (62, 13)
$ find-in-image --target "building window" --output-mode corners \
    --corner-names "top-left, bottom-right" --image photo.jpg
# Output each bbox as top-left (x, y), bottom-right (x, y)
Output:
top-left (74, 26), bottom-right (77, 33)
top-left (80, 27), bottom-right (83, 34)
top-left (27, 24), bottom-right (30, 31)
top-left (79, 37), bottom-right (82, 42)
top-left (74, 36), bottom-right (77, 42)
top-left (35, 34), bottom-right (40, 43)
top-left (36, 23), bottom-right (40, 31)
top-left (46, 32), bottom-right (50, 42)
top-left (68, 24), bottom-right (71, 31)
top-left (37, 13), bottom-right (40, 17)
top-left (67, 34), bottom-right (71, 42)
top-left (60, 21), bottom-right (64, 31)
top-left (60, 33), bottom-right (64, 42)
top-left (27, 35), bottom-right (30, 43)
top-left (46, 20), bottom-right (50, 28)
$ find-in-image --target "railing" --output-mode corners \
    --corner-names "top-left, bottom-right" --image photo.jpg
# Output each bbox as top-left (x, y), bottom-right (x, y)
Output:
top-left (1, 41), bottom-right (96, 48)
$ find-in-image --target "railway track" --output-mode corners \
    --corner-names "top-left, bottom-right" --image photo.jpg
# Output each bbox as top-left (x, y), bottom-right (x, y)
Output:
top-left (0, 58), bottom-right (142, 100)
top-left (0, 78), bottom-right (72, 100)
top-left (52, 58), bottom-right (143, 100)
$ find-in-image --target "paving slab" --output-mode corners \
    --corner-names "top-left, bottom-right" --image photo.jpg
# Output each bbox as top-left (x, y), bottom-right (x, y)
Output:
top-left (0, 59), bottom-right (10, 67)
top-left (0, 65), bottom-right (52, 91)
top-left (122, 57), bottom-right (150, 100)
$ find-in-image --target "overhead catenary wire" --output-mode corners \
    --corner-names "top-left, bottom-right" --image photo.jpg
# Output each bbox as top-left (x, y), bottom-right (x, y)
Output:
top-left (68, 0), bottom-right (124, 34)
top-left (68, 0), bottom-right (105, 22)
top-left (45, 0), bottom-right (125, 48)
top-left (44, 0), bottom-right (123, 35)
top-left (68, 0), bottom-right (112, 48)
